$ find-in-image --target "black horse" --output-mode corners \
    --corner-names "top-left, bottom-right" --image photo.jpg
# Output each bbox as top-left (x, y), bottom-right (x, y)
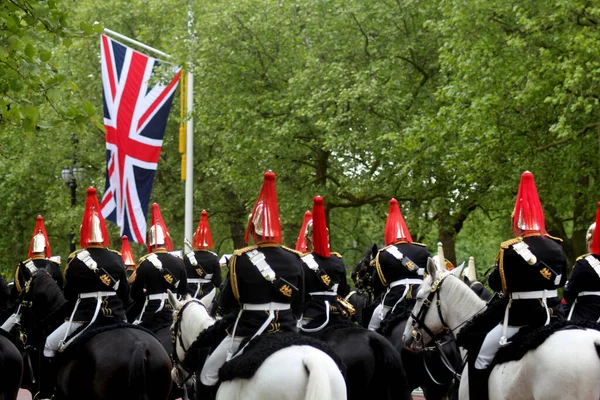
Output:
top-left (15, 271), bottom-right (173, 400)
top-left (352, 245), bottom-right (466, 400)
top-left (0, 331), bottom-right (23, 400)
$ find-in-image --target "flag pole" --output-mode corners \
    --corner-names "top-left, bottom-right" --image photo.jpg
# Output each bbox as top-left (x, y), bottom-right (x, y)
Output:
top-left (184, 72), bottom-right (194, 249)
top-left (103, 28), bottom-right (172, 59)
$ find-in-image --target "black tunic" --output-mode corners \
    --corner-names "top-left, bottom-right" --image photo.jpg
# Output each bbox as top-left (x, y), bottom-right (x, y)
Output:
top-left (183, 249), bottom-right (222, 299)
top-left (13, 257), bottom-right (63, 296)
top-left (300, 252), bottom-right (350, 329)
top-left (488, 234), bottom-right (567, 326)
top-left (130, 250), bottom-right (188, 327)
top-left (563, 254), bottom-right (600, 322)
top-left (216, 244), bottom-right (304, 337)
top-left (64, 247), bottom-right (130, 322)
top-left (373, 242), bottom-right (430, 308)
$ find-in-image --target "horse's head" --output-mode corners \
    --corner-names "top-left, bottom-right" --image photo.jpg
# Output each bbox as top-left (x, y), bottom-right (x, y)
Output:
top-left (168, 289), bottom-right (215, 388)
top-left (352, 244), bottom-right (379, 291)
top-left (403, 258), bottom-right (484, 351)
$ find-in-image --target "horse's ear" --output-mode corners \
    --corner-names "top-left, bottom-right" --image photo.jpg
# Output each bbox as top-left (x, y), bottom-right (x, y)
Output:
top-left (199, 294), bottom-right (211, 309)
top-left (167, 289), bottom-right (181, 310)
top-left (450, 262), bottom-right (464, 279)
top-left (371, 244), bottom-right (378, 258)
top-left (426, 257), bottom-right (438, 280)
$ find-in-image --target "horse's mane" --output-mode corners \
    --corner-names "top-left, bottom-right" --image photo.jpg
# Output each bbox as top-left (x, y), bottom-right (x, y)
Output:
top-left (23, 272), bottom-right (69, 334)
top-left (438, 273), bottom-right (487, 332)
top-left (30, 272), bottom-right (67, 313)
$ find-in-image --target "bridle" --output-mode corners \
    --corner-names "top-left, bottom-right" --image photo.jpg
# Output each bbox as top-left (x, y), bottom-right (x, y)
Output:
top-left (171, 298), bottom-right (206, 387)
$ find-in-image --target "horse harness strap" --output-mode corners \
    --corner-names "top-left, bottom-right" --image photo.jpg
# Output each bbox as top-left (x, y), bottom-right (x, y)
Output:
top-left (410, 275), bottom-right (451, 342)
top-left (172, 299), bottom-right (206, 386)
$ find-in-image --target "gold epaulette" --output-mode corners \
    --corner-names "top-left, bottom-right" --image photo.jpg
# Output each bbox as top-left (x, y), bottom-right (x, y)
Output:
top-left (108, 248), bottom-right (122, 256)
top-left (233, 245), bottom-right (258, 257)
top-left (138, 253), bottom-right (153, 264)
top-left (331, 251), bottom-right (343, 258)
top-left (577, 253), bottom-right (591, 261)
top-left (412, 242), bottom-right (428, 247)
top-left (68, 249), bottom-right (83, 260)
top-left (500, 237), bottom-right (522, 249)
top-left (280, 245), bottom-right (303, 257)
top-left (545, 233), bottom-right (563, 243)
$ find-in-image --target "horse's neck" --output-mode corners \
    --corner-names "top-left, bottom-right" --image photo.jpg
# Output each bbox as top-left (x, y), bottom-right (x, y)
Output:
top-left (441, 278), bottom-right (487, 335)
top-left (182, 305), bottom-right (215, 349)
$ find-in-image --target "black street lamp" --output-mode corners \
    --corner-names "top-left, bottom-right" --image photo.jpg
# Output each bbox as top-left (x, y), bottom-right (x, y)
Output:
top-left (61, 135), bottom-right (85, 252)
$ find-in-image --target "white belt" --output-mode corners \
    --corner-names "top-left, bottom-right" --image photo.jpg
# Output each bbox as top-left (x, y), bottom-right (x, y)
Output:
top-left (242, 302), bottom-right (291, 311)
top-left (579, 291), bottom-right (600, 297)
top-left (389, 278), bottom-right (423, 288)
top-left (148, 293), bottom-right (168, 301)
top-left (188, 278), bottom-right (212, 284)
top-left (79, 291), bottom-right (116, 299)
top-left (309, 291), bottom-right (338, 297)
top-left (510, 290), bottom-right (557, 300)
top-left (133, 293), bottom-right (168, 325)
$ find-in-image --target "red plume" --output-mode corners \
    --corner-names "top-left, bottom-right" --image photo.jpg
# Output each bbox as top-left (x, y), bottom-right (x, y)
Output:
top-left (384, 198), bottom-right (412, 246)
top-left (80, 187), bottom-right (110, 248)
top-left (147, 203), bottom-right (173, 252)
top-left (590, 202), bottom-right (600, 255)
top-left (193, 210), bottom-right (214, 249)
top-left (312, 196), bottom-right (330, 257)
top-left (512, 171), bottom-right (546, 236)
top-left (295, 211), bottom-right (312, 252)
top-left (28, 215), bottom-right (51, 258)
top-left (120, 235), bottom-right (136, 267)
top-left (244, 171), bottom-right (282, 244)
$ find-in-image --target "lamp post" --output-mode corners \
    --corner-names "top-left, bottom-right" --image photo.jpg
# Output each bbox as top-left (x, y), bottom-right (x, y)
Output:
top-left (61, 134), bottom-right (85, 253)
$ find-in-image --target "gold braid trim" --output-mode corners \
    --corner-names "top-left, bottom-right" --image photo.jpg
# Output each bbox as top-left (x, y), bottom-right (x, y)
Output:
top-left (331, 251), bottom-right (343, 258)
top-left (233, 245), bottom-right (258, 257)
top-left (64, 249), bottom-right (83, 278)
top-left (500, 237), bottom-right (522, 249)
top-left (411, 242), bottom-right (428, 247)
top-left (281, 245), bottom-right (303, 257)
top-left (498, 250), bottom-right (507, 295)
top-left (14, 263), bottom-right (22, 293)
top-left (230, 254), bottom-right (240, 301)
top-left (128, 270), bottom-right (137, 284)
top-left (138, 253), bottom-right (153, 264)
top-left (545, 233), bottom-right (563, 242)
top-left (374, 250), bottom-right (388, 287)
top-left (577, 253), bottom-right (590, 261)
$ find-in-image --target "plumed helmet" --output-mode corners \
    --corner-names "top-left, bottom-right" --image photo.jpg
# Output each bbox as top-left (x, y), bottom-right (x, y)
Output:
top-left (512, 171), bottom-right (546, 236)
top-left (192, 210), bottom-right (214, 250)
top-left (384, 198), bottom-right (412, 246)
top-left (147, 203), bottom-right (173, 252)
top-left (589, 203), bottom-right (600, 255)
top-left (29, 215), bottom-right (51, 258)
top-left (244, 171), bottom-right (282, 244)
top-left (311, 196), bottom-right (330, 258)
top-left (80, 187), bottom-right (110, 248)
top-left (120, 235), bottom-right (136, 267)
top-left (295, 211), bottom-right (312, 252)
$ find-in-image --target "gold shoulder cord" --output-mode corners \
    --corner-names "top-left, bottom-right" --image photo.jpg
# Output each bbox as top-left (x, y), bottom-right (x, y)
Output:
top-left (498, 250), bottom-right (507, 295)
top-left (374, 251), bottom-right (388, 287)
top-left (128, 271), bottom-right (137, 284)
top-left (576, 253), bottom-right (590, 262)
top-left (14, 263), bottom-right (22, 293)
top-left (230, 254), bottom-right (240, 301)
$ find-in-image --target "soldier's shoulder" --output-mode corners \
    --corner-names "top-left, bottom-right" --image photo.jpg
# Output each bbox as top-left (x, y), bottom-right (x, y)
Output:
top-left (67, 249), bottom-right (85, 261)
top-left (138, 253), bottom-right (153, 264)
top-left (500, 237), bottom-right (523, 249)
top-left (544, 233), bottom-right (563, 243)
top-left (106, 248), bottom-right (122, 256)
top-left (576, 253), bottom-right (591, 262)
top-left (330, 251), bottom-right (343, 259)
top-left (411, 242), bottom-right (428, 248)
top-left (232, 245), bottom-right (259, 257)
top-left (280, 245), bottom-right (303, 257)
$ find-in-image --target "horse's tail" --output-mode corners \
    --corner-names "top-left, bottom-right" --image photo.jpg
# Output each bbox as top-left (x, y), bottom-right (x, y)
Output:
top-left (369, 332), bottom-right (413, 400)
top-left (128, 340), bottom-right (149, 400)
top-left (303, 350), bottom-right (334, 400)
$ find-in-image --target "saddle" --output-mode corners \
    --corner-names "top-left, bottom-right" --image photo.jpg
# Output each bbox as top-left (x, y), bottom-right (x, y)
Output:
top-left (491, 319), bottom-right (600, 367)
top-left (218, 331), bottom-right (346, 382)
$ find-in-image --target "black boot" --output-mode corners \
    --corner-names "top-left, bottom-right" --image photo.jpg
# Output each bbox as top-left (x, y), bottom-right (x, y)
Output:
top-left (196, 380), bottom-right (218, 400)
top-left (35, 356), bottom-right (57, 400)
top-left (468, 366), bottom-right (490, 400)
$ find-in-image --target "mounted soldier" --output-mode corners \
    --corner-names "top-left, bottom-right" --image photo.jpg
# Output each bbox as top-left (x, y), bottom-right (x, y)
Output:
top-left (129, 203), bottom-right (187, 328)
top-left (295, 210), bottom-right (312, 255)
top-left (38, 187), bottom-right (130, 400)
top-left (183, 209), bottom-right (222, 305)
top-left (367, 198), bottom-right (430, 331)
top-left (468, 171), bottom-right (568, 400)
top-left (297, 196), bottom-right (352, 333)
top-left (119, 235), bottom-right (137, 282)
top-left (200, 171), bottom-right (305, 399)
top-left (564, 201), bottom-right (600, 322)
top-left (13, 215), bottom-right (63, 300)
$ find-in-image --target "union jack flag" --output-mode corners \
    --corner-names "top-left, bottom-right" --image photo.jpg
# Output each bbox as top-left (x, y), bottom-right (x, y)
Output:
top-left (100, 34), bottom-right (181, 244)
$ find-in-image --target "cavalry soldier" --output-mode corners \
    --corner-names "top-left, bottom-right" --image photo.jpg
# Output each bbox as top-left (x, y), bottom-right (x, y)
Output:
top-left (564, 202), bottom-right (600, 322)
top-left (183, 210), bottom-right (222, 305)
top-left (295, 210), bottom-right (312, 254)
top-left (120, 235), bottom-right (137, 282)
top-left (130, 203), bottom-right (187, 328)
top-left (39, 187), bottom-right (130, 400)
top-left (298, 196), bottom-right (351, 332)
top-left (368, 198), bottom-right (430, 331)
top-left (200, 171), bottom-right (304, 399)
top-left (470, 171), bottom-right (568, 400)
top-left (13, 215), bottom-right (63, 300)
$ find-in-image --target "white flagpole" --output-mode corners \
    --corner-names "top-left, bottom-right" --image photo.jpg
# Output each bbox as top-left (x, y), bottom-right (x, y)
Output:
top-left (103, 28), bottom-right (172, 59)
top-left (184, 72), bottom-right (194, 249)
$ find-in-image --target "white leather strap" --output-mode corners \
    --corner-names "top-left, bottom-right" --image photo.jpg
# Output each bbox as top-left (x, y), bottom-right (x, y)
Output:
top-left (512, 241), bottom-right (537, 265)
top-left (389, 278), bottom-right (423, 288)
top-left (510, 289), bottom-right (557, 300)
top-left (148, 293), bottom-right (168, 301)
top-left (77, 250), bottom-right (98, 270)
top-left (247, 250), bottom-right (276, 282)
top-left (309, 291), bottom-right (337, 296)
top-left (79, 291), bottom-right (116, 299)
top-left (186, 251), bottom-right (198, 266)
top-left (188, 278), bottom-right (212, 284)
top-left (242, 302), bottom-right (291, 311)
top-left (302, 254), bottom-right (320, 271)
top-left (386, 246), bottom-right (404, 260)
top-left (147, 253), bottom-right (163, 270)
top-left (585, 255), bottom-right (600, 278)
top-left (579, 291), bottom-right (600, 297)
top-left (24, 260), bottom-right (37, 274)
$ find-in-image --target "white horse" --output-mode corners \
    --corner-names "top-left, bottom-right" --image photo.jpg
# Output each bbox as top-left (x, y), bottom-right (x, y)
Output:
top-left (167, 291), bottom-right (347, 400)
top-left (402, 260), bottom-right (600, 400)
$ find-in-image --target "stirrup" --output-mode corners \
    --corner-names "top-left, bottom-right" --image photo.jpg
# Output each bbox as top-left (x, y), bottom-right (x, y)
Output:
top-left (33, 392), bottom-right (53, 400)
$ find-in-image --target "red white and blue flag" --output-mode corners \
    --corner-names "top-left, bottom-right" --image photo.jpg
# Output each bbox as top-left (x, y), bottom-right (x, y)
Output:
top-left (100, 34), bottom-right (181, 244)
